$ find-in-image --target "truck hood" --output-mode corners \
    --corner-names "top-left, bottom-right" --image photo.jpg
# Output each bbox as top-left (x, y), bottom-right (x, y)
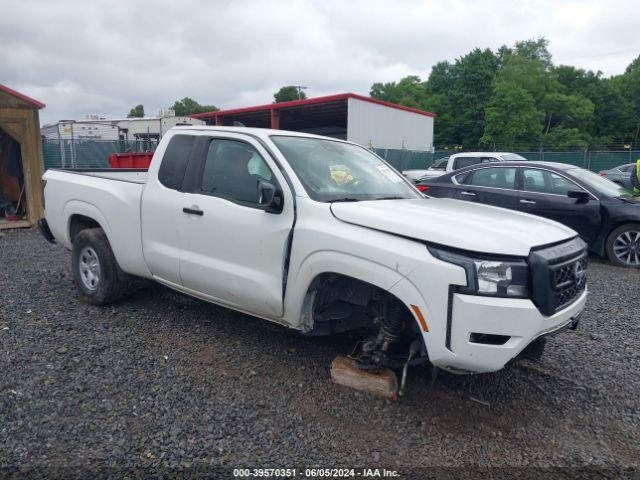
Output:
top-left (330, 198), bottom-right (577, 257)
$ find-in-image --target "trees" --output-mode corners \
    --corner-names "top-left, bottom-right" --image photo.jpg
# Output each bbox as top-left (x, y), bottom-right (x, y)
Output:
top-left (273, 86), bottom-right (307, 103)
top-left (369, 37), bottom-right (640, 150)
top-left (127, 104), bottom-right (144, 118)
top-left (171, 97), bottom-right (218, 116)
top-left (370, 75), bottom-right (426, 108)
top-left (480, 81), bottom-right (542, 148)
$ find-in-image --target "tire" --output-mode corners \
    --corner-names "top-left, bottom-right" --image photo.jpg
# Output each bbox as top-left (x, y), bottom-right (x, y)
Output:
top-left (71, 228), bottom-right (128, 304)
top-left (605, 223), bottom-right (640, 268)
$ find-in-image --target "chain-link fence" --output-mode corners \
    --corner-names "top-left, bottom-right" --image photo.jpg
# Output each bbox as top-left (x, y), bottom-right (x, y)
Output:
top-left (43, 139), bottom-right (159, 169)
top-left (41, 139), bottom-right (638, 173)
top-left (374, 148), bottom-right (640, 173)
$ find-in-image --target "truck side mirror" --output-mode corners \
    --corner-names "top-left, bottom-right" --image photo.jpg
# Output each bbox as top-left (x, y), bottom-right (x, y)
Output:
top-left (258, 180), bottom-right (283, 213)
top-left (567, 190), bottom-right (590, 203)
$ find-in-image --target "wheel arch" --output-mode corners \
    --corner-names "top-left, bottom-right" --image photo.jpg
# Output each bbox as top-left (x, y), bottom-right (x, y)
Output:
top-left (285, 251), bottom-right (419, 332)
top-left (63, 200), bottom-right (112, 249)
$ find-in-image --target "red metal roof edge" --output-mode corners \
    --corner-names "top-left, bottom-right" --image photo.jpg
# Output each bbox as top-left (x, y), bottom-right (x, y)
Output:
top-left (0, 84), bottom-right (46, 109)
top-left (190, 92), bottom-right (435, 119)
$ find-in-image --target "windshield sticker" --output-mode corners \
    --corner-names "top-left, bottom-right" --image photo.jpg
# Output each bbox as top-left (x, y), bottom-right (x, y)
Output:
top-left (376, 165), bottom-right (403, 183)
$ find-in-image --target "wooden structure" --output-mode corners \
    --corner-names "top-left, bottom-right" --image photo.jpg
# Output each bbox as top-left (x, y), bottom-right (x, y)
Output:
top-left (330, 356), bottom-right (398, 399)
top-left (0, 84), bottom-right (46, 230)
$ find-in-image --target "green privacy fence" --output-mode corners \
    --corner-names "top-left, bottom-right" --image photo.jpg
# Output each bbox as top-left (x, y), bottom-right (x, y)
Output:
top-left (41, 139), bottom-right (638, 173)
top-left (373, 148), bottom-right (640, 173)
top-left (43, 139), bottom-right (158, 169)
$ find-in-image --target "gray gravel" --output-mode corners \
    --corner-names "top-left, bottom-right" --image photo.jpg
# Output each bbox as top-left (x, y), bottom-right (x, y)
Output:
top-left (1, 228), bottom-right (639, 477)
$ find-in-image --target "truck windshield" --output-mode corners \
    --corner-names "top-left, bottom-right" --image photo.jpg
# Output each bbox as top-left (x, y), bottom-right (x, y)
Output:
top-left (271, 136), bottom-right (420, 202)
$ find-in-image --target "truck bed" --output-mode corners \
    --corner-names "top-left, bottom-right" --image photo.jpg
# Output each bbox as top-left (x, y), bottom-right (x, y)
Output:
top-left (43, 168), bottom-right (152, 279)
top-left (51, 168), bottom-right (148, 184)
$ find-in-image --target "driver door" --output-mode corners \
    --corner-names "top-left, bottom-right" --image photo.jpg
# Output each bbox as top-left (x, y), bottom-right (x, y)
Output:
top-left (178, 135), bottom-right (295, 318)
top-left (517, 167), bottom-right (601, 243)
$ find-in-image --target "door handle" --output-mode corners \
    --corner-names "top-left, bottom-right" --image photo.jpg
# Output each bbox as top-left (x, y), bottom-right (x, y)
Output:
top-left (519, 199), bottom-right (536, 205)
top-left (183, 207), bottom-right (204, 216)
top-left (460, 191), bottom-right (477, 197)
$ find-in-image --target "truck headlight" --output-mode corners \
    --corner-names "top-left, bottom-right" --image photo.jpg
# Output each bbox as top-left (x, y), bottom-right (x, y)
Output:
top-left (429, 247), bottom-right (530, 298)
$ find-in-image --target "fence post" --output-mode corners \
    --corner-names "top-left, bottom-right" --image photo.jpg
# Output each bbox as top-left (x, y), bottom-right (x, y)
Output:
top-left (587, 150), bottom-right (591, 171)
top-left (539, 144), bottom-right (543, 162)
top-left (583, 149), bottom-right (588, 168)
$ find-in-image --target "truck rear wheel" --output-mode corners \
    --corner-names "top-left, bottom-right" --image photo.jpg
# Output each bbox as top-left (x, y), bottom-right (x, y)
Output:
top-left (72, 228), bottom-right (128, 305)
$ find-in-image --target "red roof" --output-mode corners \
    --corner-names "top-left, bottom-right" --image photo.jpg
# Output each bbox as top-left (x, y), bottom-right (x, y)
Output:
top-left (0, 84), bottom-right (46, 109)
top-left (190, 92), bottom-right (435, 120)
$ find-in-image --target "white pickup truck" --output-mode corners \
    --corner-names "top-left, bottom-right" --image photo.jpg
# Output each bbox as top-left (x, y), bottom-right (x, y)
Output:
top-left (40, 127), bottom-right (587, 378)
top-left (405, 152), bottom-right (528, 185)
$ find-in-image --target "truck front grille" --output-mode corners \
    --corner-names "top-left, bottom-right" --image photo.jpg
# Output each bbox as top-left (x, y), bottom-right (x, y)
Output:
top-left (551, 255), bottom-right (588, 311)
top-left (530, 237), bottom-right (588, 316)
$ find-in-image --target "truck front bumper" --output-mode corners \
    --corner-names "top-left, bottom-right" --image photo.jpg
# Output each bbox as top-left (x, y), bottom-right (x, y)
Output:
top-left (438, 289), bottom-right (587, 373)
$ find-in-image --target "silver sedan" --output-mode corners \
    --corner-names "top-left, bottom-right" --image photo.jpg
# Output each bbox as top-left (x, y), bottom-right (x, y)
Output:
top-left (599, 163), bottom-right (635, 190)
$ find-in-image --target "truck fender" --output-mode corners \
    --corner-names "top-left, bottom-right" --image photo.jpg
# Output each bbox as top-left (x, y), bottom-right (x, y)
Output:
top-left (62, 200), bottom-right (112, 250)
top-left (285, 250), bottom-right (417, 331)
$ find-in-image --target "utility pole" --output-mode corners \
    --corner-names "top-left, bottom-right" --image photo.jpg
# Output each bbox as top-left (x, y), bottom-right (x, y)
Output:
top-left (294, 85), bottom-right (308, 100)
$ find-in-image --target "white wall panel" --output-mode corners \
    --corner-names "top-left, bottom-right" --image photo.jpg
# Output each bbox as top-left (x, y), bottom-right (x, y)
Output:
top-left (346, 98), bottom-right (434, 151)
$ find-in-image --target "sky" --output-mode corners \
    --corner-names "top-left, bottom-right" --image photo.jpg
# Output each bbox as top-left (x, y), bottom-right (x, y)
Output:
top-left (2, 0), bottom-right (639, 125)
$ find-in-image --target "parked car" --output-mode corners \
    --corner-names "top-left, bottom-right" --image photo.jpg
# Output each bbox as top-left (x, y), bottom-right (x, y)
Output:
top-left (599, 163), bottom-right (635, 190)
top-left (39, 127), bottom-right (587, 378)
top-left (402, 157), bottom-right (449, 185)
top-left (417, 152), bottom-right (527, 182)
top-left (418, 161), bottom-right (640, 268)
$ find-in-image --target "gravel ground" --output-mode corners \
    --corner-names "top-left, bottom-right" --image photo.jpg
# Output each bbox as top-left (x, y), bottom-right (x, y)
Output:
top-left (1, 228), bottom-right (639, 478)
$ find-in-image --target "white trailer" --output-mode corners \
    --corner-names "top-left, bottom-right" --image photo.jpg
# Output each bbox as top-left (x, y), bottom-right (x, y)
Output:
top-left (113, 113), bottom-right (205, 142)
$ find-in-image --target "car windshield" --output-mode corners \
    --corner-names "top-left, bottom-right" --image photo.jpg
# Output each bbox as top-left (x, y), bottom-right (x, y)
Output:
top-left (500, 153), bottom-right (527, 161)
top-left (569, 168), bottom-right (635, 197)
top-left (270, 136), bottom-right (420, 202)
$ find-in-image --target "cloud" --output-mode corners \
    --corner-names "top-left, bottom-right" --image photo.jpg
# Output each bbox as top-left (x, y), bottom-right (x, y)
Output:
top-left (1, 0), bottom-right (638, 124)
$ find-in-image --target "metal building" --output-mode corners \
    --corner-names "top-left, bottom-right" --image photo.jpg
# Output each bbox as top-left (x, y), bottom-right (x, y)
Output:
top-left (190, 93), bottom-right (435, 151)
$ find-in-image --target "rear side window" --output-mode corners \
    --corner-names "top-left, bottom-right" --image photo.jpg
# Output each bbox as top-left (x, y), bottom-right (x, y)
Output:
top-left (468, 167), bottom-right (516, 189)
top-left (158, 135), bottom-right (195, 190)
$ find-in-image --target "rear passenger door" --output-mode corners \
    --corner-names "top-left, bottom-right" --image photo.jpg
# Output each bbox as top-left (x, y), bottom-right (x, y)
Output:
top-left (141, 133), bottom-right (197, 285)
top-left (517, 167), bottom-right (601, 243)
top-left (454, 166), bottom-right (519, 208)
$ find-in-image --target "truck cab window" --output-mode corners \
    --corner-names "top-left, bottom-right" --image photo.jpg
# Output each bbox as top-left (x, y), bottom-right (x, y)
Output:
top-left (453, 156), bottom-right (481, 170)
top-left (200, 139), bottom-right (273, 205)
top-left (157, 135), bottom-right (195, 190)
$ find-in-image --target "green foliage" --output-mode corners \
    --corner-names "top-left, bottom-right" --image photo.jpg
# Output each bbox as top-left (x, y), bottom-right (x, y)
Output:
top-left (370, 38), bottom-right (640, 150)
top-left (171, 97), bottom-right (218, 116)
top-left (127, 104), bottom-right (144, 118)
top-left (370, 75), bottom-right (425, 108)
top-left (273, 86), bottom-right (307, 103)
top-left (542, 127), bottom-right (590, 150)
top-left (481, 81), bottom-right (542, 148)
